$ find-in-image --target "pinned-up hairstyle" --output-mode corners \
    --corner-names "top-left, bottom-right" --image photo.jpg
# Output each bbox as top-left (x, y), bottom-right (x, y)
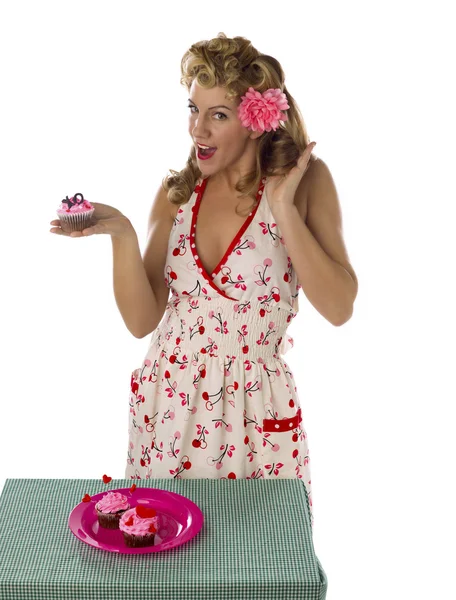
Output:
top-left (162, 32), bottom-right (316, 215)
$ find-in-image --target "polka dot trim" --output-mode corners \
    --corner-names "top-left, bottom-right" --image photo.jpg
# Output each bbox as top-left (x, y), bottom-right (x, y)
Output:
top-left (263, 408), bottom-right (302, 433)
top-left (189, 175), bottom-right (267, 300)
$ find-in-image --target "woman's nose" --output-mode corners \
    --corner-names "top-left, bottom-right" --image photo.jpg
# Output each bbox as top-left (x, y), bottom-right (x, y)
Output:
top-left (192, 117), bottom-right (209, 137)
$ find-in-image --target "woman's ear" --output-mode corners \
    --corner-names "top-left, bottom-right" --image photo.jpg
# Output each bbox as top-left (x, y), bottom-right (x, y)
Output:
top-left (248, 130), bottom-right (264, 141)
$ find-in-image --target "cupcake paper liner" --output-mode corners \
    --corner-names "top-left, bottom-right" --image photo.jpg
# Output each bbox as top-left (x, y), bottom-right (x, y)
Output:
top-left (57, 208), bottom-right (95, 233)
top-left (122, 531), bottom-right (156, 548)
top-left (96, 509), bottom-right (128, 530)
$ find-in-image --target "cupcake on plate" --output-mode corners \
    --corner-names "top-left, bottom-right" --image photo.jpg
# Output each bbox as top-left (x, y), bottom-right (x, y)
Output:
top-left (56, 192), bottom-right (94, 232)
top-left (95, 491), bottom-right (130, 529)
top-left (119, 505), bottom-right (159, 548)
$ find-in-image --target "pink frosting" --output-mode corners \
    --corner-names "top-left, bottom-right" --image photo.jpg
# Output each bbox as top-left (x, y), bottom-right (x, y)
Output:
top-left (57, 196), bottom-right (94, 214)
top-left (119, 507), bottom-right (160, 536)
top-left (95, 491), bottom-right (130, 514)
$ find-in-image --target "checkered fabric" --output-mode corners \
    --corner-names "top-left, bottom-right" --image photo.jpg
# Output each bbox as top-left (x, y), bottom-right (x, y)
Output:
top-left (0, 478), bottom-right (327, 599)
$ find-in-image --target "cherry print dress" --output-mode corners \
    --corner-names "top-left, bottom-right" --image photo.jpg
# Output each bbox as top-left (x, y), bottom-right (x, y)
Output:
top-left (125, 175), bottom-right (315, 529)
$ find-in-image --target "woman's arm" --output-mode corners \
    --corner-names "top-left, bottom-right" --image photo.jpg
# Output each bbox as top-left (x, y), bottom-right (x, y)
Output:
top-left (111, 225), bottom-right (162, 338)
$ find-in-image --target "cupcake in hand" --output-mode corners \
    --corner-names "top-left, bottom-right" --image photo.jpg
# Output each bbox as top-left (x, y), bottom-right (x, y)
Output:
top-left (56, 193), bottom-right (95, 233)
top-left (51, 200), bottom-right (134, 238)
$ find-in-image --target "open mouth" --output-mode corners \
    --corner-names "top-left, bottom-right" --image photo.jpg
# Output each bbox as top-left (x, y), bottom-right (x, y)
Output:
top-left (196, 144), bottom-right (217, 159)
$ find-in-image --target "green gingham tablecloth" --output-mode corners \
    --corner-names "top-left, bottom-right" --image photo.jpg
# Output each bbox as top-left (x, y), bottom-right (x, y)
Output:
top-left (0, 478), bottom-right (328, 600)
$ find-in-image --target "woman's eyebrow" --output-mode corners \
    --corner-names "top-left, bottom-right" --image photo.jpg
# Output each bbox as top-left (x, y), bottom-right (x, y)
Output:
top-left (188, 99), bottom-right (233, 111)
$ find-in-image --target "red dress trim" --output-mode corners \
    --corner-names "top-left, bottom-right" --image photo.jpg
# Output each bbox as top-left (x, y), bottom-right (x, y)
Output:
top-left (190, 176), bottom-right (266, 301)
top-left (263, 408), bottom-right (302, 433)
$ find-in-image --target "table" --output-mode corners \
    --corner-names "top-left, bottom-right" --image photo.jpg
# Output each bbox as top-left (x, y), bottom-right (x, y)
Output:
top-left (0, 478), bottom-right (328, 599)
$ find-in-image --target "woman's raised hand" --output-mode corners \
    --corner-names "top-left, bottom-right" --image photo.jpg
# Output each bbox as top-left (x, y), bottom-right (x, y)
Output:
top-left (49, 202), bottom-right (135, 239)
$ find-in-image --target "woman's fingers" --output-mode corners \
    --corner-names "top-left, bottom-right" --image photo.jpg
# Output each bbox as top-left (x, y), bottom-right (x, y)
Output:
top-left (80, 223), bottom-right (103, 236)
top-left (50, 227), bottom-right (71, 236)
top-left (49, 217), bottom-right (128, 237)
top-left (49, 226), bottom-right (86, 237)
top-left (49, 219), bottom-right (99, 236)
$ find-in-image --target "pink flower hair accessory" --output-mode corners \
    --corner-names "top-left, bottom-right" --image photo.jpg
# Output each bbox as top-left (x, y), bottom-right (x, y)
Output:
top-left (238, 87), bottom-right (290, 132)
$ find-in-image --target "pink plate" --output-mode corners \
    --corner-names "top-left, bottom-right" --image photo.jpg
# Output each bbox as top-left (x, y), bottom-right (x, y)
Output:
top-left (68, 487), bottom-right (204, 554)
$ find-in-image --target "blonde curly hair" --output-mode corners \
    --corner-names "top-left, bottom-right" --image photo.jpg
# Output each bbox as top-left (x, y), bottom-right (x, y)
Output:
top-left (162, 32), bottom-right (316, 215)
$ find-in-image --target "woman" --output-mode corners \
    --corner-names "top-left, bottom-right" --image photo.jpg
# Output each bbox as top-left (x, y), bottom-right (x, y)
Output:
top-left (50, 33), bottom-right (358, 531)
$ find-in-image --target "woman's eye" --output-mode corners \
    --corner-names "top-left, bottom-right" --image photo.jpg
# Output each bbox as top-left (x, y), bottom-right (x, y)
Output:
top-left (187, 105), bottom-right (227, 120)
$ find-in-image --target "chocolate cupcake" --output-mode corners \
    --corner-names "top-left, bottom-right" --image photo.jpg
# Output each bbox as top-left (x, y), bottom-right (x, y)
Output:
top-left (119, 505), bottom-right (159, 547)
top-left (56, 192), bottom-right (95, 233)
top-left (95, 491), bottom-right (130, 529)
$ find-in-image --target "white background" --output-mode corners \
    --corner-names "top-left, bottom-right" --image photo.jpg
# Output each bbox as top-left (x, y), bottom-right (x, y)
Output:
top-left (1, 1), bottom-right (454, 598)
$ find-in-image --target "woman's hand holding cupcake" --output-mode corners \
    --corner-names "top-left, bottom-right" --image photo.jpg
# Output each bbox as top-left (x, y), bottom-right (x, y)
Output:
top-left (50, 201), bottom-right (135, 239)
